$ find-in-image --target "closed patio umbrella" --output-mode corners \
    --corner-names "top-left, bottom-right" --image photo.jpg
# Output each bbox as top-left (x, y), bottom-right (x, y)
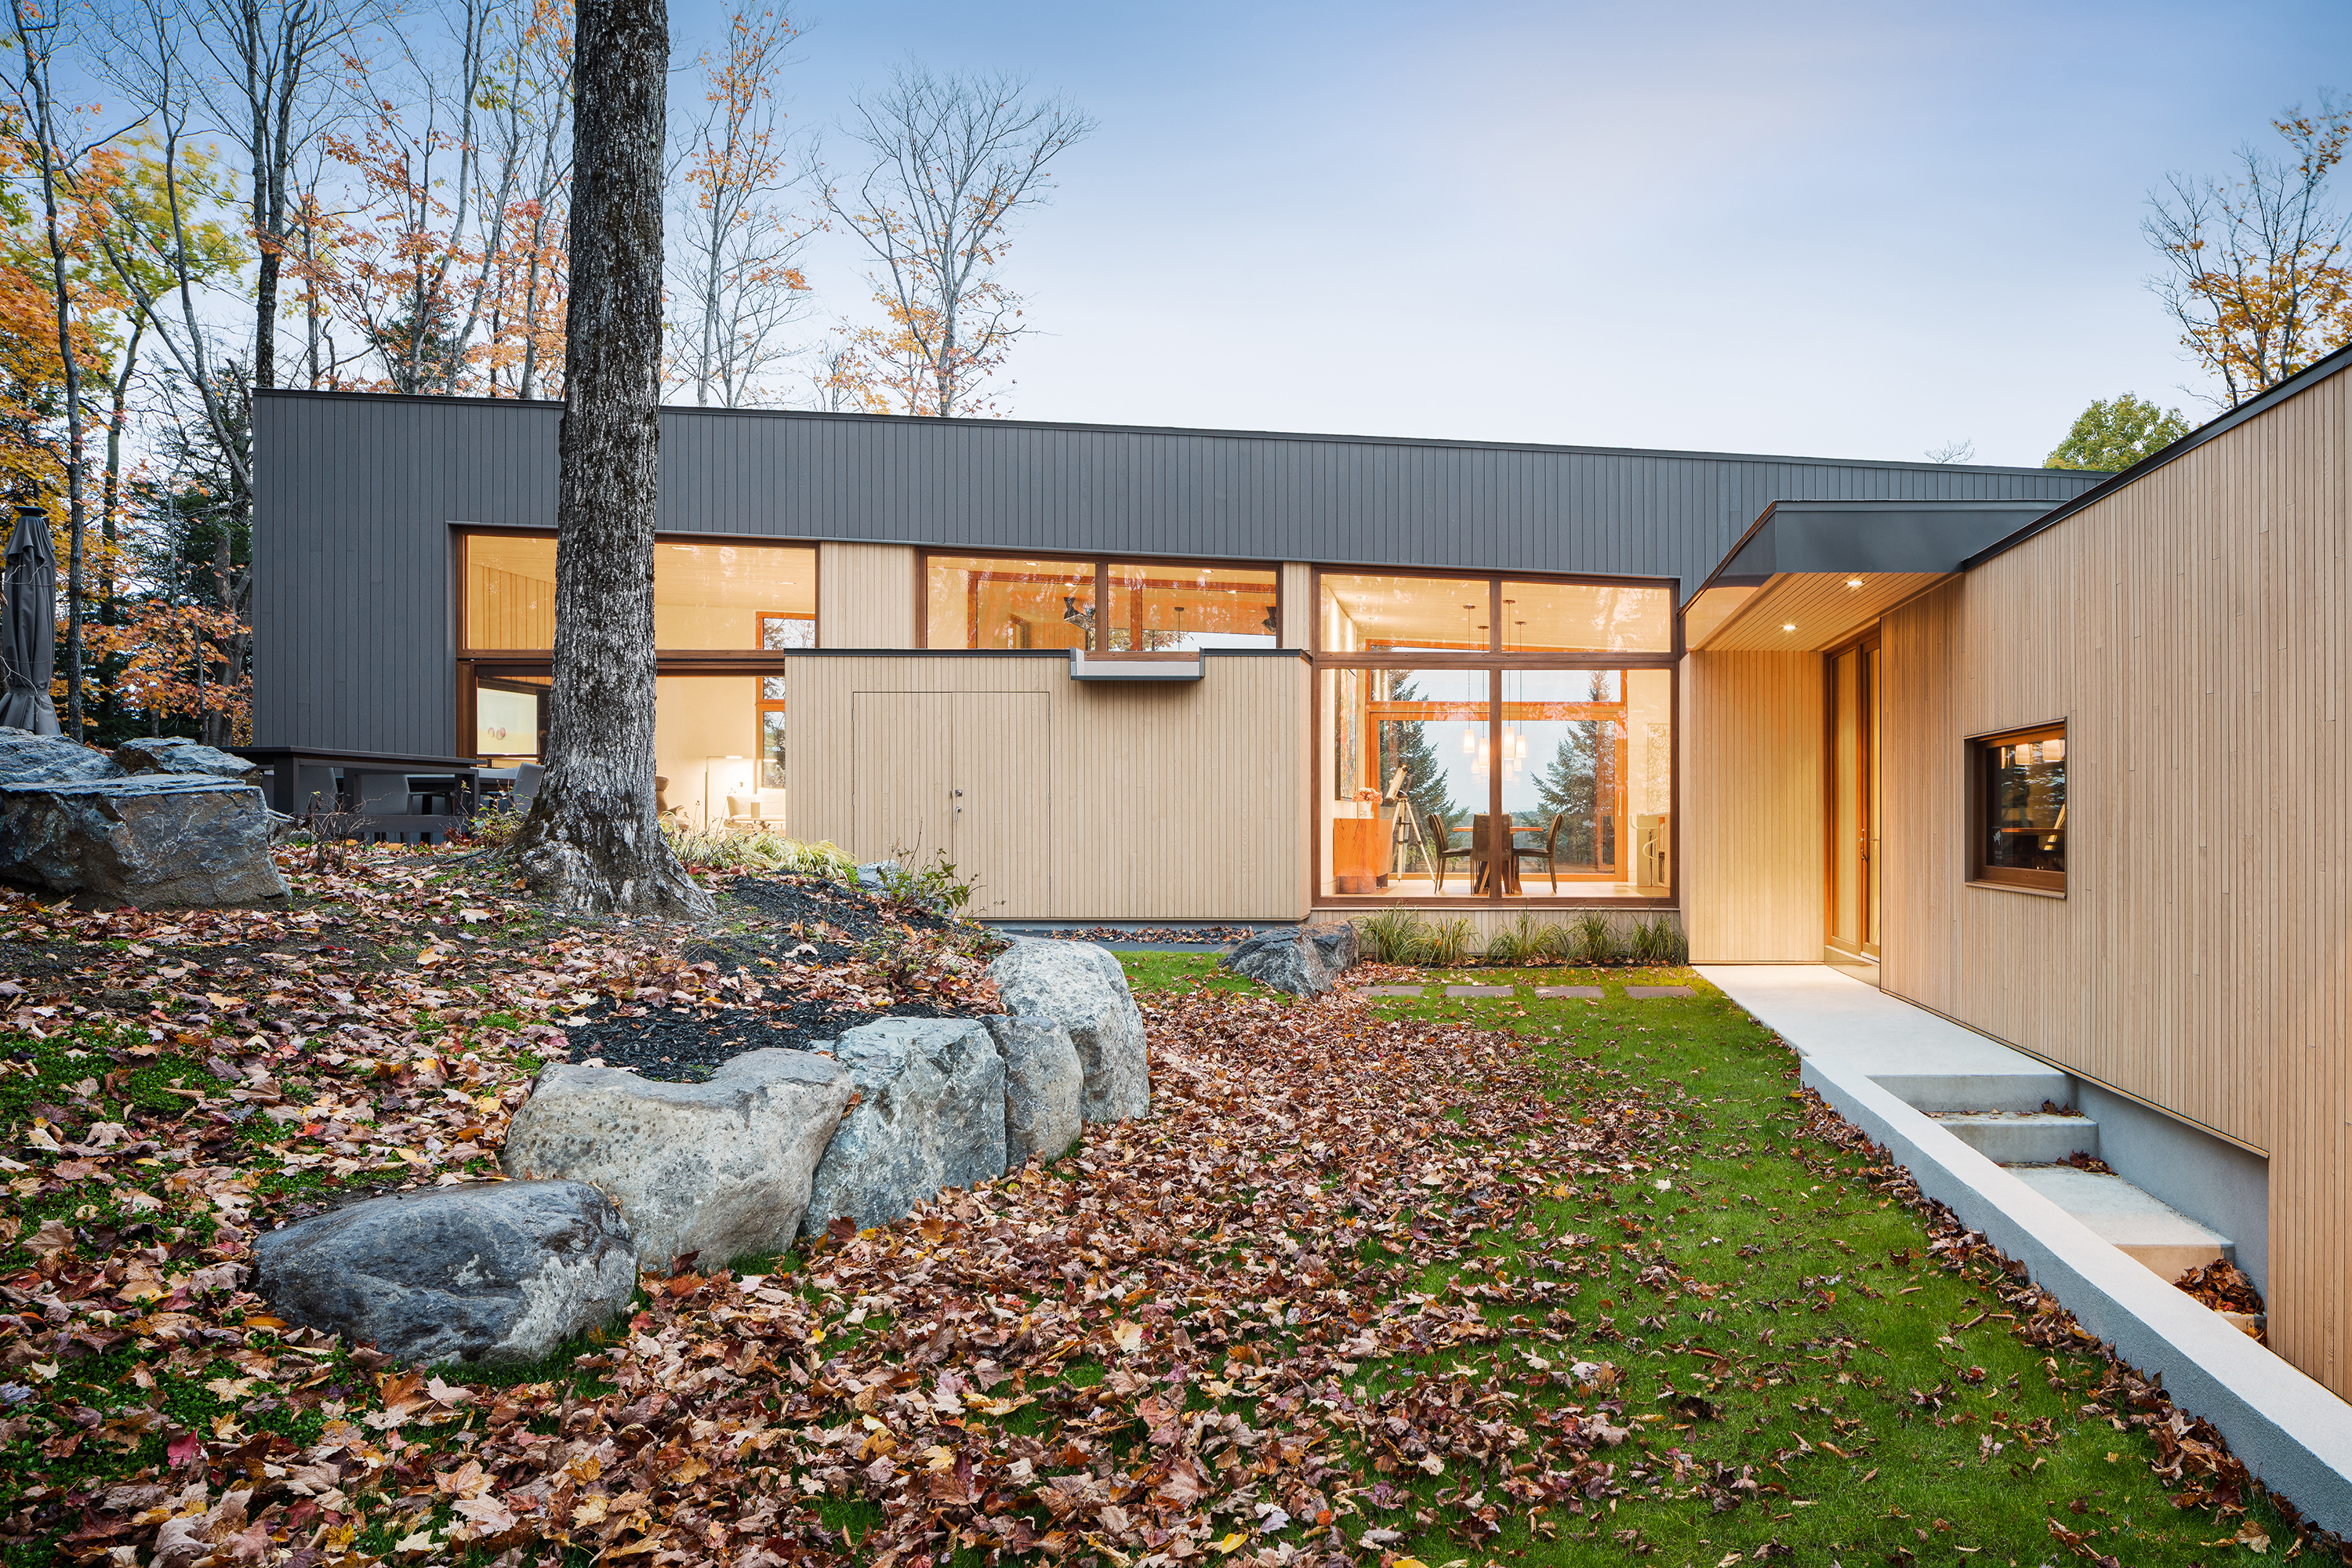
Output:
top-left (0, 504), bottom-right (59, 735)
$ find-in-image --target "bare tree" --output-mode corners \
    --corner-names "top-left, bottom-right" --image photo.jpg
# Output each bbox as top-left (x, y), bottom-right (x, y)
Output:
top-left (825, 64), bottom-right (1093, 416)
top-left (1923, 438), bottom-right (1976, 464)
top-left (2146, 98), bottom-right (2352, 408)
top-left (509, 0), bottom-right (707, 915)
top-left (172, 0), bottom-right (372, 391)
top-left (667, 5), bottom-right (812, 407)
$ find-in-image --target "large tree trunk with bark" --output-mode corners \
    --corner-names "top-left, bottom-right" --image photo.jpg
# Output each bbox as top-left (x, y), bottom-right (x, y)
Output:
top-left (510, 0), bottom-right (708, 917)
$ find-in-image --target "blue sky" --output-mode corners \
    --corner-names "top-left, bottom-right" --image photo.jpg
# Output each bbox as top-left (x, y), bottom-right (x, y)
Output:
top-left (700, 0), bottom-right (2350, 464)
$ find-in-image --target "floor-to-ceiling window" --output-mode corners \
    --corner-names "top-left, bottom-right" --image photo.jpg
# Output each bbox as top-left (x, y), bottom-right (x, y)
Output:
top-left (1315, 568), bottom-right (1675, 903)
top-left (457, 530), bottom-right (816, 830)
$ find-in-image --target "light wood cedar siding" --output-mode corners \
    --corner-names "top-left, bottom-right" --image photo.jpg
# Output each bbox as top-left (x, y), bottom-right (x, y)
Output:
top-left (1879, 364), bottom-right (2352, 1396)
top-left (1679, 650), bottom-right (1825, 961)
top-left (817, 542), bottom-right (918, 648)
top-left (786, 654), bottom-right (1312, 922)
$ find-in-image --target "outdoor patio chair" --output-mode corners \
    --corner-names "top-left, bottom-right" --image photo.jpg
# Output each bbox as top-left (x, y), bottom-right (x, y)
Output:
top-left (1425, 812), bottom-right (1477, 893)
top-left (1513, 812), bottom-right (1566, 894)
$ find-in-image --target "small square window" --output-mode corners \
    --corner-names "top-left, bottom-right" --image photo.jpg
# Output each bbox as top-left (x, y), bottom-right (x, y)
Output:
top-left (1971, 723), bottom-right (2066, 893)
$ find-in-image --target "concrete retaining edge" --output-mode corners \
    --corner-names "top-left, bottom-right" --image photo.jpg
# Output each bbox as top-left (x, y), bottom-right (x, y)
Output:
top-left (1799, 1051), bottom-right (2352, 1534)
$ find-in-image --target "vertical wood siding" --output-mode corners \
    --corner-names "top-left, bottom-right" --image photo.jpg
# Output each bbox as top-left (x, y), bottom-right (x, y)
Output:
top-left (787, 653), bottom-right (1311, 921)
top-left (252, 392), bottom-right (2102, 753)
top-left (818, 543), bottom-right (917, 647)
top-left (1679, 651), bottom-right (1825, 961)
top-left (1878, 367), bottom-right (2352, 1396)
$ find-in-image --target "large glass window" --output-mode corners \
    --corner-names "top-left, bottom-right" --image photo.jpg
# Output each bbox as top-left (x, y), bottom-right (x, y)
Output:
top-left (926, 554), bottom-right (1279, 650)
top-left (1315, 567), bottom-right (1671, 902)
top-left (460, 532), bottom-right (815, 651)
top-left (1974, 724), bottom-right (2065, 892)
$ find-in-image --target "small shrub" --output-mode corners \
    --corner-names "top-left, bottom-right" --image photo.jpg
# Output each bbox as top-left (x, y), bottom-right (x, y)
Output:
top-left (1356, 909), bottom-right (1429, 964)
top-left (1421, 916), bottom-right (1475, 967)
top-left (466, 797), bottom-right (524, 848)
top-left (1627, 914), bottom-right (1686, 964)
top-left (877, 847), bottom-right (981, 915)
top-left (1567, 910), bottom-right (1617, 965)
top-left (1483, 913), bottom-right (1552, 966)
top-left (662, 822), bottom-right (859, 881)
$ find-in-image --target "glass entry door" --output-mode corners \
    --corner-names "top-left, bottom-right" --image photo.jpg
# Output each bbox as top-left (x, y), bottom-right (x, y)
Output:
top-left (1827, 631), bottom-right (1881, 965)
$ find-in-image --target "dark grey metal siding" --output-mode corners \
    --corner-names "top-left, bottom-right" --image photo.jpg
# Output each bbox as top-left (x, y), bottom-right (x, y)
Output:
top-left (252, 390), bottom-right (2107, 752)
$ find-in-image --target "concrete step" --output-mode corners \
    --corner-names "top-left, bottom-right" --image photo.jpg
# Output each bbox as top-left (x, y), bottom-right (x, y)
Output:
top-left (2005, 1165), bottom-right (2233, 1282)
top-left (1933, 1111), bottom-right (2100, 1164)
top-left (1871, 1069), bottom-right (2073, 1114)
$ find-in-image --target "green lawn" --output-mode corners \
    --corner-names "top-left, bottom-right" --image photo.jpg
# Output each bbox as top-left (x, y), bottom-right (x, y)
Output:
top-left (1118, 953), bottom-right (2295, 1565)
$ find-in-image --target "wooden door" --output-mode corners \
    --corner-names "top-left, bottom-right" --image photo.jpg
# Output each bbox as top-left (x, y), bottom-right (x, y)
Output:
top-left (948, 693), bottom-right (1049, 916)
top-left (1826, 632), bottom-right (1880, 962)
top-left (852, 693), bottom-right (959, 868)
top-left (851, 691), bottom-right (1050, 916)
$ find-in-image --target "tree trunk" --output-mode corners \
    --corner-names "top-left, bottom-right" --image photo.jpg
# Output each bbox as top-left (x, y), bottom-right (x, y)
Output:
top-left (510, 0), bottom-right (707, 917)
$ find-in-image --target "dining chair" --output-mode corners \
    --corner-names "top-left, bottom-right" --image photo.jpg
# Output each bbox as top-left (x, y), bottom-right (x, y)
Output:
top-left (1513, 812), bottom-right (1567, 894)
top-left (1425, 812), bottom-right (1477, 893)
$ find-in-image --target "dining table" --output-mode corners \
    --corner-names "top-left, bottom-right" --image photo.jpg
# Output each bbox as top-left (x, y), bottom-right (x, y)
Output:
top-left (1469, 814), bottom-right (1526, 895)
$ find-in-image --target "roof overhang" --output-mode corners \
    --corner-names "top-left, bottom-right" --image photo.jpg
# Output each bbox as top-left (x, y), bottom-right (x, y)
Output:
top-left (1683, 499), bottom-right (2061, 652)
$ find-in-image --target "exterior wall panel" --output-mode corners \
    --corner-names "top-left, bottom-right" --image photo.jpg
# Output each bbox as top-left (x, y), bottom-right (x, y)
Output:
top-left (1680, 651), bottom-right (1826, 961)
top-left (786, 652), bottom-right (1311, 922)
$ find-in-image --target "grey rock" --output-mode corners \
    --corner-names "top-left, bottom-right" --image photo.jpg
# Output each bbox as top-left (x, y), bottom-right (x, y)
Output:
top-left (0, 776), bottom-right (288, 905)
top-left (0, 726), bottom-right (122, 784)
top-left (985, 940), bottom-right (1150, 1122)
top-left (802, 1018), bottom-right (1007, 1237)
top-left (503, 1048), bottom-right (852, 1269)
top-left (854, 860), bottom-right (899, 893)
top-left (1218, 925), bottom-right (1361, 998)
top-left (113, 735), bottom-right (262, 782)
top-left (984, 1014), bottom-right (1083, 1167)
top-left (251, 1180), bottom-right (637, 1367)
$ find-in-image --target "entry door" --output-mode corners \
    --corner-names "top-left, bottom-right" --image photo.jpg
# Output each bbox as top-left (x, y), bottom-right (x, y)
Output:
top-left (1827, 633), bottom-right (1881, 962)
top-left (851, 691), bottom-right (1049, 914)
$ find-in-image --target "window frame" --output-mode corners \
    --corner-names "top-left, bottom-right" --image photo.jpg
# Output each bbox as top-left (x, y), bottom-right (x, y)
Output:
top-left (1308, 563), bottom-right (1681, 909)
top-left (915, 548), bottom-right (1285, 653)
top-left (1967, 720), bottom-right (2069, 896)
top-left (452, 524), bottom-right (821, 659)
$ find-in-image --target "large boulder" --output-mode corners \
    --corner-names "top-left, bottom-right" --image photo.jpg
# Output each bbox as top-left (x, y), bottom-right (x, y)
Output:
top-left (503, 1048), bottom-right (851, 1269)
top-left (1219, 924), bottom-right (1359, 998)
top-left (114, 735), bottom-right (262, 782)
top-left (802, 1018), bottom-right (1007, 1237)
top-left (0, 776), bottom-right (288, 905)
top-left (0, 725), bottom-right (122, 784)
top-left (984, 1014), bottom-right (1083, 1167)
top-left (985, 941), bottom-right (1149, 1122)
top-left (252, 1181), bottom-right (637, 1367)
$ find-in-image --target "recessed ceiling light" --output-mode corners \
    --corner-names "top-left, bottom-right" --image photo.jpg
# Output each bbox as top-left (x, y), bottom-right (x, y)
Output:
top-left (1782, 622), bottom-right (1798, 632)
top-left (1846, 576), bottom-right (1864, 589)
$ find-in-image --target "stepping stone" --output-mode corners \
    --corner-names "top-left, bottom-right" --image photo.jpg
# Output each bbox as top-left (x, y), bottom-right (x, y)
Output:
top-left (1445, 985), bottom-right (1515, 998)
top-left (1623, 985), bottom-right (1696, 999)
top-left (1533, 985), bottom-right (1604, 1000)
top-left (1357, 985), bottom-right (1428, 997)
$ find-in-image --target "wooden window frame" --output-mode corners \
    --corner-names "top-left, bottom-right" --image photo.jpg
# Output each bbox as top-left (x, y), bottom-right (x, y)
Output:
top-left (452, 524), bottom-right (821, 659)
top-left (914, 549), bottom-right (1284, 654)
top-left (1967, 720), bottom-right (2068, 895)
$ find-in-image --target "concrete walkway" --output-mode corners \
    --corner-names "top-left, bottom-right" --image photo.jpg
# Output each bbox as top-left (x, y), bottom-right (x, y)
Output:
top-left (1695, 963), bottom-right (2038, 1077)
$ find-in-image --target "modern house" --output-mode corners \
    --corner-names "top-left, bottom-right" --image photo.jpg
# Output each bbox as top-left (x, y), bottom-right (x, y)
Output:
top-left (254, 361), bottom-right (2352, 1402)
top-left (251, 390), bottom-right (2096, 927)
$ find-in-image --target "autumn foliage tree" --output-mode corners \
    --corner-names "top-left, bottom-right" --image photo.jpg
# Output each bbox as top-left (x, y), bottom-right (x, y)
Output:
top-left (2146, 98), bottom-right (2352, 408)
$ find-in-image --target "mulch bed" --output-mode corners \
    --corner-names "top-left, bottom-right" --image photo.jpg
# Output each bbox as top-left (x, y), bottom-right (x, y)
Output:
top-left (567, 994), bottom-right (966, 1081)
